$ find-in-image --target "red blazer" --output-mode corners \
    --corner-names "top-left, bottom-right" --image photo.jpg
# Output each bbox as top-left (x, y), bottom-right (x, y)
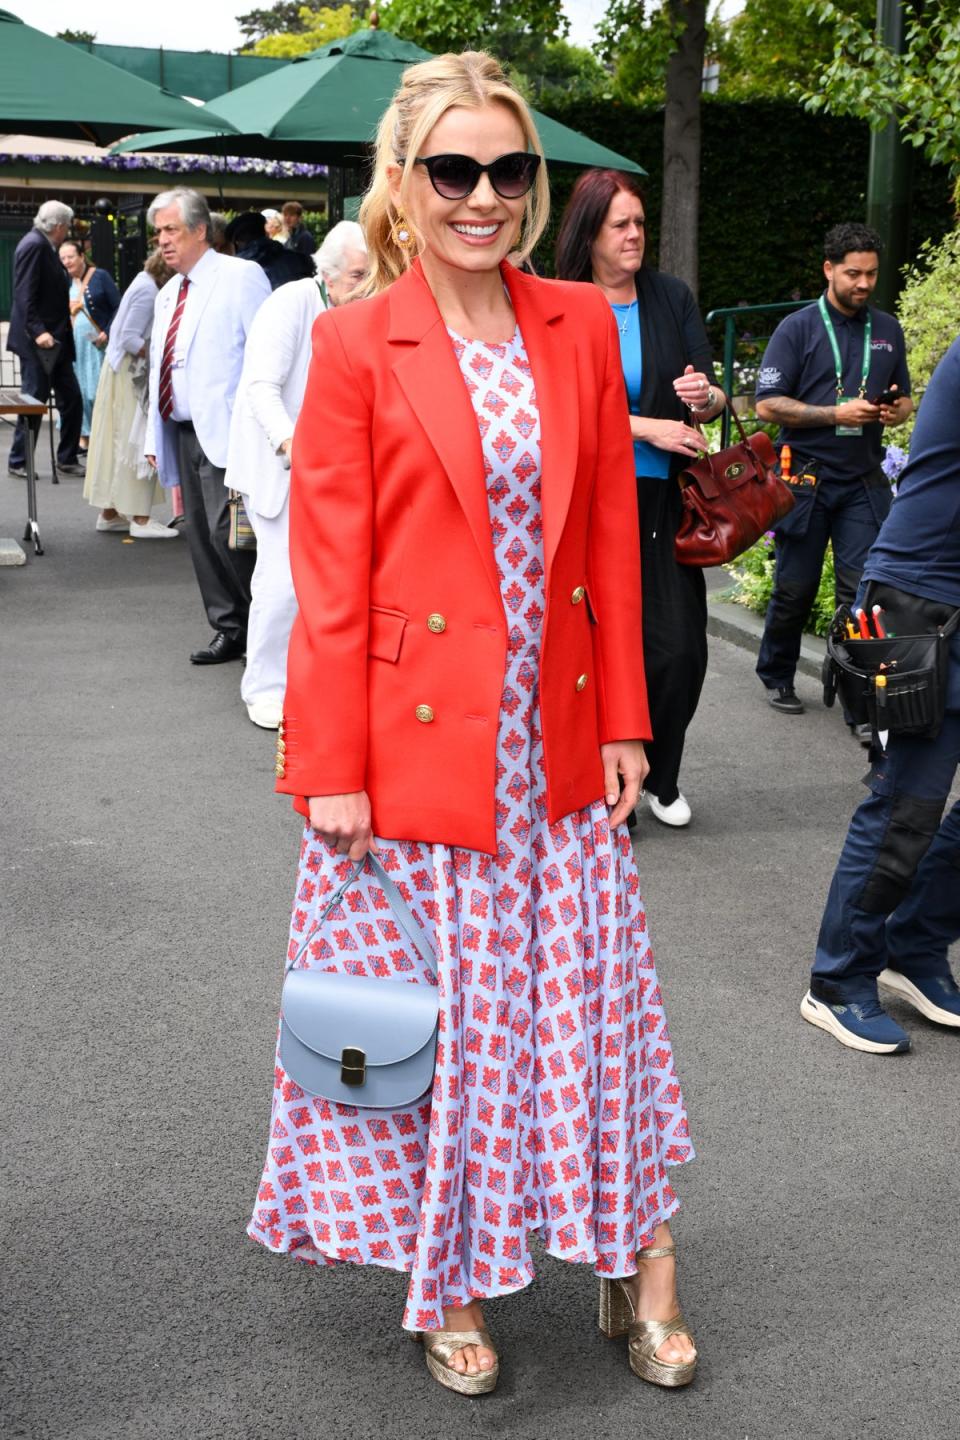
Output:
top-left (277, 260), bottom-right (651, 854)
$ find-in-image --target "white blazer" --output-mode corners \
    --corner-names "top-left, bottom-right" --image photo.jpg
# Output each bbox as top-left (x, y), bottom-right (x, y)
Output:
top-left (224, 275), bottom-right (327, 518)
top-left (145, 250), bottom-right (271, 486)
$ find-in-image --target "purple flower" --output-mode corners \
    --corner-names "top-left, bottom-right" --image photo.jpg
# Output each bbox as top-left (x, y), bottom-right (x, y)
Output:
top-left (0, 150), bottom-right (326, 179)
top-left (882, 443), bottom-right (908, 485)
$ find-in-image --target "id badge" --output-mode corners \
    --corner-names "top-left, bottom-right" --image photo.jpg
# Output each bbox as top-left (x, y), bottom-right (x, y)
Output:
top-left (835, 395), bottom-right (862, 437)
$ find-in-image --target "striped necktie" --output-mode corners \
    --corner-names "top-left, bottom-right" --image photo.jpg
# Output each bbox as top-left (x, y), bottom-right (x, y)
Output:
top-left (158, 276), bottom-right (190, 421)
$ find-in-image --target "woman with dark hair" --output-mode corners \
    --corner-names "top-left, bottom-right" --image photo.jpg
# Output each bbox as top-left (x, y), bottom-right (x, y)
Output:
top-left (556, 171), bottom-right (726, 828)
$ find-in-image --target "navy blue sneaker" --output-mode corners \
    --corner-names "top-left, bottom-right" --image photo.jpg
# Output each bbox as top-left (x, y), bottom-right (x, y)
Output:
top-left (879, 968), bottom-right (960, 1028)
top-left (800, 989), bottom-right (910, 1054)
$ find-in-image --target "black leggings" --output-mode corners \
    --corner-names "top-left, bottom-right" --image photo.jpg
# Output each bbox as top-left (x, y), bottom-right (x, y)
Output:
top-left (637, 473), bottom-right (708, 805)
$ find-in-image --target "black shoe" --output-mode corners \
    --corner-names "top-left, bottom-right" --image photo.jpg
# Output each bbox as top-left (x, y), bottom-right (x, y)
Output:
top-left (7, 465), bottom-right (28, 479)
top-left (190, 631), bottom-right (246, 665)
top-left (57, 461), bottom-right (85, 476)
top-left (766, 685), bottom-right (804, 714)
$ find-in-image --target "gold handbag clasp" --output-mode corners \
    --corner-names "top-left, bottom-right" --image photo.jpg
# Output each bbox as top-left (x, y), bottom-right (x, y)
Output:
top-left (340, 1046), bottom-right (366, 1086)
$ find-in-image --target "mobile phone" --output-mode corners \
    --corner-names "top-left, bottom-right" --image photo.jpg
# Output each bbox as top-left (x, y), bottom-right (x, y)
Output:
top-left (870, 387), bottom-right (898, 406)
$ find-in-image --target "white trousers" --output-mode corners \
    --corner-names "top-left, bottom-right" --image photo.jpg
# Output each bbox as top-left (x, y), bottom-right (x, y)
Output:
top-left (239, 493), bottom-right (298, 708)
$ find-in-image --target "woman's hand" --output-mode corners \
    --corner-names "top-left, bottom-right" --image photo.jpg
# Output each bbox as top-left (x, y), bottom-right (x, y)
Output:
top-left (672, 363), bottom-right (713, 410)
top-left (307, 791), bottom-right (379, 861)
top-left (601, 740), bottom-right (649, 829)
top-left (93, 331), bottom-right (108, 350)
top-left (631, 415), bottom-right (706, 457)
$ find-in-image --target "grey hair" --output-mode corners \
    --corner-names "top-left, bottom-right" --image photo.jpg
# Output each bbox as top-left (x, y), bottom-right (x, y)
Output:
top-left (147, 187), bottom-right (212, 241)
top-left (208, 211), bottom-right (228, 244)
top-left (315, 220), bottom-right (367, 280)
top-left (34, 200), bottom-right (74, 234)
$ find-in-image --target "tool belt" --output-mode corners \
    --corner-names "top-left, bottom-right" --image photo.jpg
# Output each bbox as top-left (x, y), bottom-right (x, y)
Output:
top-left (822, 584), bottom-right (960, 742)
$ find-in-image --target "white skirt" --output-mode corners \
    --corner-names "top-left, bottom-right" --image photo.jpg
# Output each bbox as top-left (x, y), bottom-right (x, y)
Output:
top-left (83, 354), bottom-right (163, 516)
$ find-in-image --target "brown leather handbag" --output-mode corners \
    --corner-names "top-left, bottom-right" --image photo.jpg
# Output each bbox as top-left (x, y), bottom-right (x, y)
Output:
top-left (673, 411), bottom-right (795, 567)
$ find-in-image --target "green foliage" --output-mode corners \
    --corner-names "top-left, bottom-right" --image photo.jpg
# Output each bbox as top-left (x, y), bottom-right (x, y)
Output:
top-left (236, 3), bottom-right (314, 40)
top-left (512, 41), bottom-right (612, 107)
top-left (244, 4), bottom-right (362, 56)
top-left (725, 535), bottom-right (837, 636)
top-left (377, 0), bottom-right (568, 61)
top-left (56, 29), bottom-right (97, 43)
top-left (713, 0), bottom-right (872, 99)
top-left (596, 1), bottom-right (684, 102)
top-left (804, 1), bottom-right (960, 170)
top-left (895, 225), bottom-right (960, 441)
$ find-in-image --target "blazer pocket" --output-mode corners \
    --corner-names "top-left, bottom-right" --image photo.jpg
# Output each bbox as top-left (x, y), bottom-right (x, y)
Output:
top-left (369, 605), bottom-right (408, 663)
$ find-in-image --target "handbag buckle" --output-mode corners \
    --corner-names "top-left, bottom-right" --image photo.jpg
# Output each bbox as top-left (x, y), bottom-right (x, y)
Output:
top-left (340, 1046), bottom-right (366, 1086)
top-left (724, 461), bottom-right (745, 480)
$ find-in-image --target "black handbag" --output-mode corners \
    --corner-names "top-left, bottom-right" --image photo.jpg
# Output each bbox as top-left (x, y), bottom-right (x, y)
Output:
top-left (823, 588), bottom-right (960, 742)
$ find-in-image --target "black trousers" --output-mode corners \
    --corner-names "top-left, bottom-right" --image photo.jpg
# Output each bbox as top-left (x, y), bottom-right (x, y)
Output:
top-left (638, 473), bottom-right (708, 805)
top-left (9, 347), bottom-right (83, 468)
top-left (176, 423), bottom-right (255, 641)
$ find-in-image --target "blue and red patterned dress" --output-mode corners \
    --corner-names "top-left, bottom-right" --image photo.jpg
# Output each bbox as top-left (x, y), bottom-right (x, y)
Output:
top-left (248, 326), bottom-right (693, 1331)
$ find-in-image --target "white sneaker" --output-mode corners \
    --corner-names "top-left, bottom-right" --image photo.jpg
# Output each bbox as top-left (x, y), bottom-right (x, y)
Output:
top-left (246, 700), bottom-right (283, 730)
top-left (96, 514), bottom-right (129, 532)
top-left (129, 517), bottom-right (179, 539)
top-left (646, 791), bottom-right (692, 827)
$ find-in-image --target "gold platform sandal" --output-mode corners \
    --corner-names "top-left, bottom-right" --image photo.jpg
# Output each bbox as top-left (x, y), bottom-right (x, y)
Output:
top-left (418, 1327), bottom-right (500, 1396)
top-left (598, 1244), bottom-right (698, 1388)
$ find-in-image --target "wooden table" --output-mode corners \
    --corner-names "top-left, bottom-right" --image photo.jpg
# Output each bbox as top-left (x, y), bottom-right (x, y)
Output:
top-left (0, 389), bottom-right (46, 555)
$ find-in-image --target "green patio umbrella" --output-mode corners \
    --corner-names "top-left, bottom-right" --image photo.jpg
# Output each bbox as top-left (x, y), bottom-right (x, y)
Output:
top-left (112, 28), bottom-right (644, 174)
top-left (0, 8), bottom-right (239, 145)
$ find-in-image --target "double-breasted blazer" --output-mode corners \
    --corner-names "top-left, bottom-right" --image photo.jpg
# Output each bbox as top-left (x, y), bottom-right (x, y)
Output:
top-left (277, 259), bottom-right (651, 854)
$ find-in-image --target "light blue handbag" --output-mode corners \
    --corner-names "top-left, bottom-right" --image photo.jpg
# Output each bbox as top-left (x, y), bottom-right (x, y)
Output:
top-left (279, 853), bottom-right (439, 1109)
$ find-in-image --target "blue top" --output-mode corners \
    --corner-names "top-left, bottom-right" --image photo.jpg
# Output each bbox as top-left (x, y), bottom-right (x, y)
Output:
top-left (613, 299), bottom-right (671, 480)
top-left (754, 294), bottom-right (910, 480)
top-left (864, 338), bottom-right (960, 608)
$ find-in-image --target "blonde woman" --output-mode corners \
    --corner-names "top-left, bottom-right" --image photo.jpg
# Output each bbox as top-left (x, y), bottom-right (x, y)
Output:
top-left (248, 51), bottom-right (697, 1396)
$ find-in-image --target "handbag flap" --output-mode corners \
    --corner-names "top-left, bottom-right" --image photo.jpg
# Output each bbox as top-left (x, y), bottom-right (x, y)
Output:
top-left (281, 969), bottom-right (439, 1066)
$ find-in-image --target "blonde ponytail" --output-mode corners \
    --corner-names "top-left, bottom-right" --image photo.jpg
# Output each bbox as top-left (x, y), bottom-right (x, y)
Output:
top-left (358, 50), bottom-right (549, 295)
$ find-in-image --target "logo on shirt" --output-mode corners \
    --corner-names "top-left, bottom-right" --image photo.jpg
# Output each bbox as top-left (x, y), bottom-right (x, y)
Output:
top-left (871, 339), bottom-right (894, 353)
top-left (758, 366), bottom-right (782, 389)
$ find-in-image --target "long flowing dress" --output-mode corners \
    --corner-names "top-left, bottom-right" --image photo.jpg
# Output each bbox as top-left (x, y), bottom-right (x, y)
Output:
top-left (249, 325), bottom-right (693, 1331)
top-left (70, 278), bottom-right (106, 439)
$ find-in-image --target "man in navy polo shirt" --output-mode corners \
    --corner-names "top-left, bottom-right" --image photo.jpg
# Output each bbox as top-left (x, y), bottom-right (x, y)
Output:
top-left (802, 336), bottom-right (960, 1054)
top-left (754, 223), bottom-right (912, 719)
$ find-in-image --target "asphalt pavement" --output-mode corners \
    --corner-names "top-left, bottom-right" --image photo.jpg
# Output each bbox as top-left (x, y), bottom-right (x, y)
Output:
top-left (3, 431), bottom-right (959, 1440)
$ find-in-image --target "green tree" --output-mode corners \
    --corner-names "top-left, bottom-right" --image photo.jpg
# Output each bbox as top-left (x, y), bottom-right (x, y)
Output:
top-left (236, 1), bottom-right (364, 42)
top-left (513, 39), bottom-right (612, 105)
top-left (377, 0), bottom-right (568, 64)
top-left (714, 0), bottom-right (873, 99)
top-left (57, 29), bottom-right (97, 43)
top-left (244, 3), bottom-right (363, 56)
top-left (803, 1), bottom-right (960, 170)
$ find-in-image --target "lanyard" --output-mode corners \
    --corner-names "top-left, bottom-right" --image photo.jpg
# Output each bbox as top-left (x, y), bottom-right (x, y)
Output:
top-left (818, 294), bottom-right (871, 398)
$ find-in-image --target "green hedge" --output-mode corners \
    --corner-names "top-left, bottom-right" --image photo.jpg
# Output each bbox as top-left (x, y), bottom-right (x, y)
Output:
top-left (536, 96), bottom-right (954, 316)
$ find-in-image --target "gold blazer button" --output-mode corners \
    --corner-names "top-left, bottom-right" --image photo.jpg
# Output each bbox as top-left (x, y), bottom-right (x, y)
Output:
top-left (571, 586), bottom-right (585, 605)
top-left (415, 704), bottom-right (435, 723)
top-left (274, 762), bottom-right (285, 778)
top-left (426, 613), bottom-right (447, 634)
top-left (575, 673), bottom-right (588, 692)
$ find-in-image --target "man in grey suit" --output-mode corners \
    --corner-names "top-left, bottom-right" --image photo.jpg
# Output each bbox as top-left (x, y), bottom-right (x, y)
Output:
top-left (7, 200), bottom-right (85, 478)
top-left (145, 188), bottom-right (271, 665)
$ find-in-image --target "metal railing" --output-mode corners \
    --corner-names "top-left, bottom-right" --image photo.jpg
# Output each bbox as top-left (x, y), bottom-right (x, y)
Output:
top-left (706, 300), bottom-right (814, 445)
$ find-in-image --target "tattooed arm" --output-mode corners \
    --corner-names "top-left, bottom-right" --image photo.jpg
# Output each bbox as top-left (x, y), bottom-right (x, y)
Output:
top-left (757, 394), bottom-right (881, 428)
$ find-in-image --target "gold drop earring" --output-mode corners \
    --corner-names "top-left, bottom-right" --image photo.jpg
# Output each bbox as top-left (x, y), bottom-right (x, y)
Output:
top-left (390, 212), bottom-right (416, 251)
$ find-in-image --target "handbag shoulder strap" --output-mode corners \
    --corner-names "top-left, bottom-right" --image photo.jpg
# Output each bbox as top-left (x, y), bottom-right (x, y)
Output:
top-left (285, 852), bottom-right (437, 978)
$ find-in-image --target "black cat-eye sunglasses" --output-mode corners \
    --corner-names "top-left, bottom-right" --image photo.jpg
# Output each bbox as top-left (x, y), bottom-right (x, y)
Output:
top-left (397, 151), bottom-right (541, 200)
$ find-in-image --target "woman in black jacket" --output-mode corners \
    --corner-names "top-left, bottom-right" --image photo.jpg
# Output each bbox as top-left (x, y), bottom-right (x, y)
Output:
top-left (556, 171), bottom-right (726, 828)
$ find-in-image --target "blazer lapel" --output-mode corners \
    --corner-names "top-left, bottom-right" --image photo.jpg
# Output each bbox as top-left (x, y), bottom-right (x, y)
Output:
top-left (179, 255), bottom-right (219, 360)
top-left (502, 265), bottom-right (579, 578)
top-left (389, 266), bottom-right (501, 603)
